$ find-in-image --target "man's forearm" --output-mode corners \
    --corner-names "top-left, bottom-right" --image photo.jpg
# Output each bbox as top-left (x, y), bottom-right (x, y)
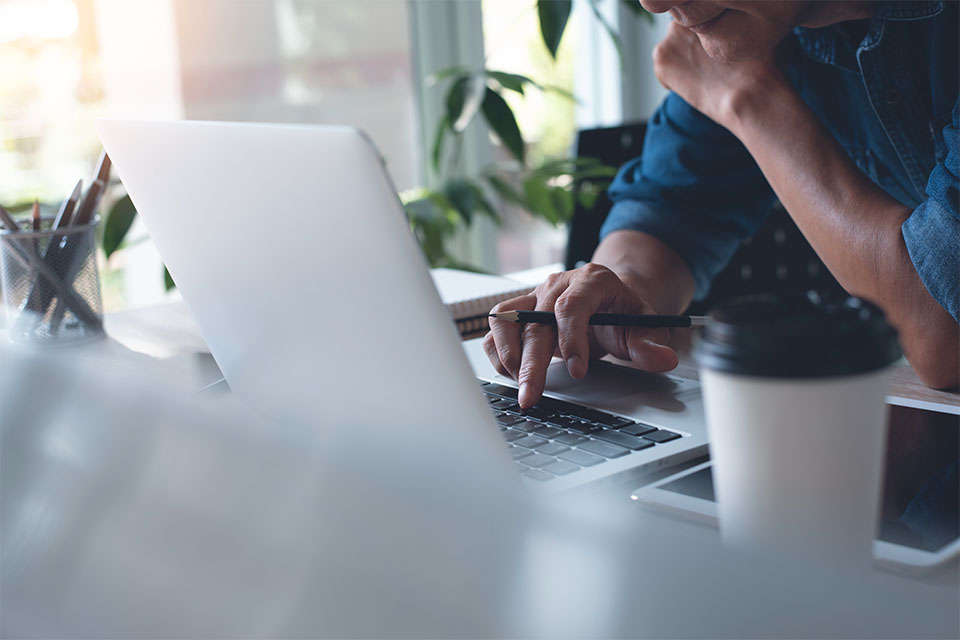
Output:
top-left (726, 81), bottom-right (958, 388)
top-left (592, 229), bottom-right (696, 315)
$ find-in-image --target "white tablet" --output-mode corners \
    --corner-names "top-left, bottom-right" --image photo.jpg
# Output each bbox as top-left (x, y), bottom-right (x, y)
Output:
top-left (632, 399), bottom-right (960, 574)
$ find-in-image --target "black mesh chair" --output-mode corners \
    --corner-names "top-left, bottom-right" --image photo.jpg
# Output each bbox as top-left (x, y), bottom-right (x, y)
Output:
top-left (566, 123), bottom-right (846, 314)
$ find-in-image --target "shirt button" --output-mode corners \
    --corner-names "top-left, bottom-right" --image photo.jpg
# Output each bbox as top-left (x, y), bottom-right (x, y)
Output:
top-left (885, 87), bottom-right (901, 104)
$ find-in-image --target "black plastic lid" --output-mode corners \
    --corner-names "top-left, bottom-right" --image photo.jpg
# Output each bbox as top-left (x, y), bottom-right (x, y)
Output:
top-left (694, 292), bottom-right (902, 378)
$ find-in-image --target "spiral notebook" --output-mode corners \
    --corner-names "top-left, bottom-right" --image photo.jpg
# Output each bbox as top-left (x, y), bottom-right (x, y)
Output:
top-left (430, 268), bottom-right (535, 338)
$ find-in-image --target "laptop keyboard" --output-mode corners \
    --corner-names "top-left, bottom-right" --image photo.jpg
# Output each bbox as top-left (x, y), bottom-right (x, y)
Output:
top-left (481, 381), bottom-right (681, 482)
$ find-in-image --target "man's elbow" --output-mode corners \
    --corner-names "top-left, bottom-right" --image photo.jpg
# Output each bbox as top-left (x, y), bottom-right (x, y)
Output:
top-left (913, 362), bottom-right (959, 390)
top-left (906, 334), bottom-right (960, 390)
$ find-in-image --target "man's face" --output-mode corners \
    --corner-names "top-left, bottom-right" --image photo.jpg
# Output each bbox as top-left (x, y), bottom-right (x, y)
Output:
top-left (640, 1), bottom-right (809, 62)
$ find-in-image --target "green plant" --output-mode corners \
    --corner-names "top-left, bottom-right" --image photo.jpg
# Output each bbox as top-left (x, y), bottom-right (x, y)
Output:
top-left (100, 0), bottom-right (650, 282)
top-left (402, 0), bottom-right (650, 270)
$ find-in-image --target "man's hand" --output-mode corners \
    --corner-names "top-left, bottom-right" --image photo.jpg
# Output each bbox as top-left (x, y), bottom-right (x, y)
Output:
top-left (652, 21), bottom-right (787, 127)
top-left (482, 263), bottom-right (679, 408)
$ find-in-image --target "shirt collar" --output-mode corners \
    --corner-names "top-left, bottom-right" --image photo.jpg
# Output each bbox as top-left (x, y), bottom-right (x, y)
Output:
top-left (792, 1), bottom-right (943, 70)
top-left (875, 1), bottom-right (943, 20)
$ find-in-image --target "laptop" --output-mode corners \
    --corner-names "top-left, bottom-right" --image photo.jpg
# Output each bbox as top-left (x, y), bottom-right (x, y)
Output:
top-left (96, 120), bottom-right (709, 493)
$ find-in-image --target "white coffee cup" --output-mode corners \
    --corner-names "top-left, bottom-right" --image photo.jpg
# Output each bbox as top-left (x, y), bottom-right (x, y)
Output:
top-left (695, 293), bottom-right (902, 567)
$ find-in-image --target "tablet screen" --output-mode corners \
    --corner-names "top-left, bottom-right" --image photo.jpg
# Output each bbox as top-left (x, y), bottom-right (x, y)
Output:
top-left (660, 404), bottom-right (959, 553)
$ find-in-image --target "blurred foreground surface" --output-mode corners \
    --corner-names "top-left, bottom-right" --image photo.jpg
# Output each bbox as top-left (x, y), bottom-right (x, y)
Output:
top-left (1, 346), bottom-right (957, 639)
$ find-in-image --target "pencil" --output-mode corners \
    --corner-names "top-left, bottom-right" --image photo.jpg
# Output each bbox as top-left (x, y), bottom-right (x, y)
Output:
top-left (488, 310), bottom-right (709, 328)
top-left (0, 204), bottom-right (19, 231)
top-left (52, 180), bottom-right (83, 230)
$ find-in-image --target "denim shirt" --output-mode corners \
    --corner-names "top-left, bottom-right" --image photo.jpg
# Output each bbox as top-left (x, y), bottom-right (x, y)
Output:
top-left (602, 1), bottom-right (959, 320)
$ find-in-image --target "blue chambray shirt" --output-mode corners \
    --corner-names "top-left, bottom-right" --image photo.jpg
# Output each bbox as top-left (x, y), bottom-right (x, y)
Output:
top-left (601, 0), bottom-right (959, 321)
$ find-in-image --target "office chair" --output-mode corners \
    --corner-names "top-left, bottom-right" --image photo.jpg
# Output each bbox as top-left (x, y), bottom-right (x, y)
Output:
top-left (566, 123), bottom-right (846, 314)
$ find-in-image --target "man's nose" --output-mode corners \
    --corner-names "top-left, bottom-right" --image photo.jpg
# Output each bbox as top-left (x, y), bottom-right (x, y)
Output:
top-left (640, 0), bottom-right (684, 13)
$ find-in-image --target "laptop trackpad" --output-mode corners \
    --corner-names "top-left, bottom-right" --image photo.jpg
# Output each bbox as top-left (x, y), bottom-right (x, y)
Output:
top-left (542, 358), bottom-right (697, 406)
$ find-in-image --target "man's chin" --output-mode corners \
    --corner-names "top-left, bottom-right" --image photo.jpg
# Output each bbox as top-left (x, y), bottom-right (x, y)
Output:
top-left (698, 34), bottom-right (775, 63)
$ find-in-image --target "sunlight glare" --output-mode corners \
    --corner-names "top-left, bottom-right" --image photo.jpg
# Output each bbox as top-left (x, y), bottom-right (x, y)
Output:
top-left (0, 0), bottom-right (79, 44)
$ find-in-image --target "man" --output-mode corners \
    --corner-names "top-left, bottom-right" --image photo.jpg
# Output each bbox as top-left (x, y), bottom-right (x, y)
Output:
top-left (485, 0), bottom-right (958, 407)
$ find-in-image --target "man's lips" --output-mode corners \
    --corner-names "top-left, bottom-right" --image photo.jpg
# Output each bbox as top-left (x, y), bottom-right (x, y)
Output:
top-left (677, 9), bottom-right (728, 33)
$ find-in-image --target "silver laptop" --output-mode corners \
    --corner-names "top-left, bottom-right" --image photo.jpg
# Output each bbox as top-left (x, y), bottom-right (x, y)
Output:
top-left (96, 119), bottom-right (708, 492)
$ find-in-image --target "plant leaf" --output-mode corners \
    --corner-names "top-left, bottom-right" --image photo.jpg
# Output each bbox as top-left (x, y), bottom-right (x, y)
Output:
top-left (442, 179), bottom-right (501, 227)
top-left (469, 183), bottom-right (500, 224)
top-left (587, 0), bottom-right (625, 66)
top-left (431, 116), bottom-right (449, 174)
top-left (102, 194), bottom-right (137, 259)
top-left (544, 84), bottom-right (578, 102)
top-left (486, 174), bottom-right (526, 209)
top-left (447, 73), bottom-right (487, 133)
top-left (445, 76), bottom-right (468, 132)
top-left (577, 183), bottom-right (603, 210)
top-left (550, 185), bottom-right (575, 223)
top-left (485, 71), bottom-right (538, 95)
top-left (522, 175), bottom-right (557, 223)
top-left (404, 196), bottom-right (444, 225)
top-left (425, 65), bottom-right (469, 86)
top-left (163, 266), bottom-right (176, 291)
top-left (538, 0), bottom-right (572, 60)
top-left (443, 179), bottom-right (477, 226)
top-left (481, 88), bottom-right (524, 163)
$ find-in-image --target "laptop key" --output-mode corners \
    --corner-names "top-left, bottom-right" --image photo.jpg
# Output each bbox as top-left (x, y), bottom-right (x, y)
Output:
top-left (566, 423), bottom-right (601, 436)
top-left (533, 426), bottom-right (564, 439)
top-left (514, 420), bottom-right (542, 433)
top-left (543, 415), bottom-right (581, 428)
top-left (502, 429), bottom-right (525, 442)
top-left (510, 447), bottom-right (534, 460)
top-left (642, 429), bottom-right (682, 443)
top-left (621, 422), bottom-right (657, 437)
top-left (514, 435), bottom-right (548, 449)
top-left (594, 430), bottom-right (655, 451)
top-left (521, 453), bottom-right (558, 468)
top-left (496, 414), bottom-right (526, 427)
top-left (555, 433), bottom-right (588, 446)
top-left (578, 439), bottom-right (630, 459)
top-left (557, 405), bottom-right (610, 423)
top-left (523, 469), bottom-right (554, 482)
top-left (483, 383), bottom-right (519, 399)
top-left (490, 398), bottom-right (518, 410)
top-left (604, 416), bottom-right (638, 429)
top-left (515, 462), bottom-right (530, 473)
top-left (523, 407), bottom-right (557, 421)
top-left (558, 449), bottom-right (605, 467)
top-left (542, 460), bottom-right (580, 476)
top-left (535, 441), bottom-right (570, 457)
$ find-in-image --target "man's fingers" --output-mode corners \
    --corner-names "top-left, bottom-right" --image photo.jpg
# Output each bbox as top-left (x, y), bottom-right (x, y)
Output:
top-left (482, 331), bottom-right (512, 378)
top-left (625, 330), bottom-right (679, 372)
top-left (487, 294), bottom-right (537, 380)
top-left (553, 264), bottom-right (622, 378)
top-left (516, 321), bottom-right (556, 408)
top-left (516, 274), bottom-right (569, 408)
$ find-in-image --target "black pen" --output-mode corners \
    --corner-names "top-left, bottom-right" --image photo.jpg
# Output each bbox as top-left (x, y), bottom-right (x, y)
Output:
top-left (489, 310), bottom-right (709, 328)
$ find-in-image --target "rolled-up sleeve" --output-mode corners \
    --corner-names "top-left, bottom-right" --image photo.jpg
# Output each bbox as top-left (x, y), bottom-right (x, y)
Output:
top-left (600, 92), bottom-right (776, 299)
top-left (901, 98), bottom-right (960, 322)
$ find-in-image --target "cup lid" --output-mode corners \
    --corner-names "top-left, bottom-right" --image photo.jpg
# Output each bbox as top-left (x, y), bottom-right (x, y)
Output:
top-left (694, 292), bottom-right (902, 378)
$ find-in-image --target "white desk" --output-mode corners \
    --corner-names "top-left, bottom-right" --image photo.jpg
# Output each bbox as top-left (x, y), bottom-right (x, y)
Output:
top-left (2, 301), bottom-right (958, 638)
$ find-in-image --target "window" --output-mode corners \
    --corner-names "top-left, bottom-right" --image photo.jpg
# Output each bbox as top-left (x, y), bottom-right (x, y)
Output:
top-left (2, 0), bottom-right (421, 310)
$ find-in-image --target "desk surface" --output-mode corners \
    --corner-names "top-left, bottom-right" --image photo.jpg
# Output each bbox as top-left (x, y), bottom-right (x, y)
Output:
top-left (3, 299), bottom-right (958, 638)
